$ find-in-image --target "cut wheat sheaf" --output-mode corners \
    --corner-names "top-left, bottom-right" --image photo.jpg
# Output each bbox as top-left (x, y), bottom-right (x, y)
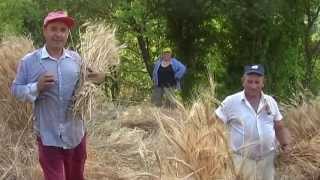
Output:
top-left (73, 22), bottom-right (123, 120)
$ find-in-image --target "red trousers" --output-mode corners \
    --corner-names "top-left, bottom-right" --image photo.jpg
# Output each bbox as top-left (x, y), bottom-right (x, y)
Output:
top-left (37, 136), bottom-right (87, 180)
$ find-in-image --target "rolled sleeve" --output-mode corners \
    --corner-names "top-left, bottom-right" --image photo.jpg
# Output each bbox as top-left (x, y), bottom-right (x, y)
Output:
top-left (215, 106), bottom-right (228, 123)
top-left (274, 103), bottom-right (283, 121)
top-left (268, 96), bottom-right (283, 121)
top-left (11, 60), bottom-right (38, 103)
top-left (12, 82), bottom-right (38, 102)
top-left (214, 96), bottom-right (232, 124)
top-left (274, 107), bottom-right (283, 121)
top-left (26, 82), bottom-right (38, 102)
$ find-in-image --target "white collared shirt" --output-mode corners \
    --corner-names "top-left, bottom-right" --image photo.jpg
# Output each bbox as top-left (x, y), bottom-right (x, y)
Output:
top-left (215, 91), bottom-right (283, 157)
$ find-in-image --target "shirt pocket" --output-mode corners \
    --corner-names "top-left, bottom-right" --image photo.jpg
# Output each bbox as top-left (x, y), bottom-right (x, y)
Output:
top-left (27, 62), bottom-right (46, 82)
top-left (262, 113), bottom-right (275, 125)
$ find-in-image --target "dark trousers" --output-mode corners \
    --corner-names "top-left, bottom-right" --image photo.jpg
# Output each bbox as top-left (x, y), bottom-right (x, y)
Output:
top-left (37, 136), bottom-right (87, 180)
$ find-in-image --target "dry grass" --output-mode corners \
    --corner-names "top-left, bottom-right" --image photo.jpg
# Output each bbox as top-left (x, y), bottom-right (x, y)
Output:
top-left (79, 22), bottom-right (121, 72)
top-left (277, 134), bottom-right (320, 180)
top-left (282, 100), bottom-right (320, 141)
top-left (120, 104), bottom-right (159, 131)
top-left (142, 77), bottom-right (239, 179)
top-left (85, 102), bottom-right (165, 180)
top-left (0, 36), bottom-right (38, 179)
top-left (276, 99), bottom-right (320, 179)
top-left (0, 36), bottom-right (34, 130)
top-left (150, 100), bottom-right (237, 180)
top-left (73, 22), bottom-right (122, 120)
top-left (1, 96), bottom-right (320, 180)
top-left (0, 122), bottom-right (41, 180)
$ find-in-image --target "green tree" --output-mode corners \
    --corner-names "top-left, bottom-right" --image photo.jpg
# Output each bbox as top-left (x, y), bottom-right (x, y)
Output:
top-left (0, 0), bottom-right (42, 44)
top-left (150, 0), bottom-right (222, 101)
top-left (217, 0), bottom-right (306, 99)
top-left (300, 0), bottom-right (320, 92)
top-left (3, 0), bottom-right (320, 102)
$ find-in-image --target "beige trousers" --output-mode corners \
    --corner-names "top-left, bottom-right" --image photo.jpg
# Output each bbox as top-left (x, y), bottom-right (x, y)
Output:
top-left (233, 152), bottom-right (275, 180)
top-left (151, 87), bottom-right (176, 108)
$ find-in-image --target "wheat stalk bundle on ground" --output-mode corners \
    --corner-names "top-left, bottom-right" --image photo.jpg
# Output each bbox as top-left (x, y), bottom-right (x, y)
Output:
top-left (277, 134), bottom-right (320, 180)
top-left (283, 100), bottom-right (320, 141)
top-left (137, 76), bottom-right (241, 180)
top-left (73, 22), bottom-right (122, 120)
top-left (0, 36), bottom-right (34, 129)
top-left (150, 100), bottom-right (239, 180)
top-left (0, 36), bottom-right (40, 179)
top-left (276, 99), bottom-right (320, 179)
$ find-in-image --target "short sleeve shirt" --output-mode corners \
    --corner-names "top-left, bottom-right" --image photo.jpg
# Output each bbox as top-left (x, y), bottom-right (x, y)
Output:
top-left (215, 91), bottom-right (283, 157)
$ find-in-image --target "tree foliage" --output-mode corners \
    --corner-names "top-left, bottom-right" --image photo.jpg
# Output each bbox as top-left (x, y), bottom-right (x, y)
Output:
top-left (1, 0), bottom-right (320, 102)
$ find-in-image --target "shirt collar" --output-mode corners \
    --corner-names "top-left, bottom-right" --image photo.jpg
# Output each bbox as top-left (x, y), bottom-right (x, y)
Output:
top-left (40, 46), bottom-right (71, 60)
top-left (240, 90), bottom-right (266, 102)
top-left (161, 57), bottom-right (173, 62)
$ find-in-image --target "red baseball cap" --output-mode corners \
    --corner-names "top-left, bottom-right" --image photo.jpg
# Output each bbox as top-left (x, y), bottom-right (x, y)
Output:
top-left (43, 11), bottom-right (75, 28)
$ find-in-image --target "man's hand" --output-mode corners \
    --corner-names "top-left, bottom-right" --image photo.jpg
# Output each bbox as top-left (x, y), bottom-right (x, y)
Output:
top-left (281, 144), bottom-right (291, 153)
top-left (279, 144), bottom-right (292, 162)
top-left (37, 73), bottom-right (56, 93)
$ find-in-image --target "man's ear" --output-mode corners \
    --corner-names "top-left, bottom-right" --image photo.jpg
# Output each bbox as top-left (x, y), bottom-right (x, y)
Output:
top-left (263, 77), bottom-right (267, 85)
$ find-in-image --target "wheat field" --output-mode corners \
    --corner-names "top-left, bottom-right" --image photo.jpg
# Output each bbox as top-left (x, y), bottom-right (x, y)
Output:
top-left (0, 35), bottom-right (320, 180)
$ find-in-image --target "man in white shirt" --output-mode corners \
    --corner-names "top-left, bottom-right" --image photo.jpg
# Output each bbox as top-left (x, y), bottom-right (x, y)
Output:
top-left (214, 64), bottom-right (291, 180)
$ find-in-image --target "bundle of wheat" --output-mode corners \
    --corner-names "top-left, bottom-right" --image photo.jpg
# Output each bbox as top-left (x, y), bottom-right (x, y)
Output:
top-left (0, 36), bottom-right (34, 129)
top-left (277, 100), bottom-right (320, 179)
top-left (151, 101), bottom-right (238, 180)
top-left (277, 134), bottom-right (320, 179)
top-left (0, 36), bottom-right (39, 179)
top-left (283, 101), bottom-right (320, 141)
top-left (73, 22), bottom-right (122, 120)
top-left (0, 124), bottom-right (40, 180)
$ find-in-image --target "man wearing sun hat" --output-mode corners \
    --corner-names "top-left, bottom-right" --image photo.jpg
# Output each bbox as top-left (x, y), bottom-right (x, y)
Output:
top-left (11, 11), bottom-right (97, 180)
top-left (151, 47), bottom-right (186, 107)
top-left (213, 64), bottom-right (291, 180)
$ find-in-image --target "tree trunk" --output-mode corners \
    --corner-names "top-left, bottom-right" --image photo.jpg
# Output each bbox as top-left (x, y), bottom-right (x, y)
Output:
top-left (137, 35), bottom-right (152, 79)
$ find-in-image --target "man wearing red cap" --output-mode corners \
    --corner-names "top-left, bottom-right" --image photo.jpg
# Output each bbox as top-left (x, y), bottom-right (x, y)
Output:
top-left (11, 11), bottom-right (101, 180)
